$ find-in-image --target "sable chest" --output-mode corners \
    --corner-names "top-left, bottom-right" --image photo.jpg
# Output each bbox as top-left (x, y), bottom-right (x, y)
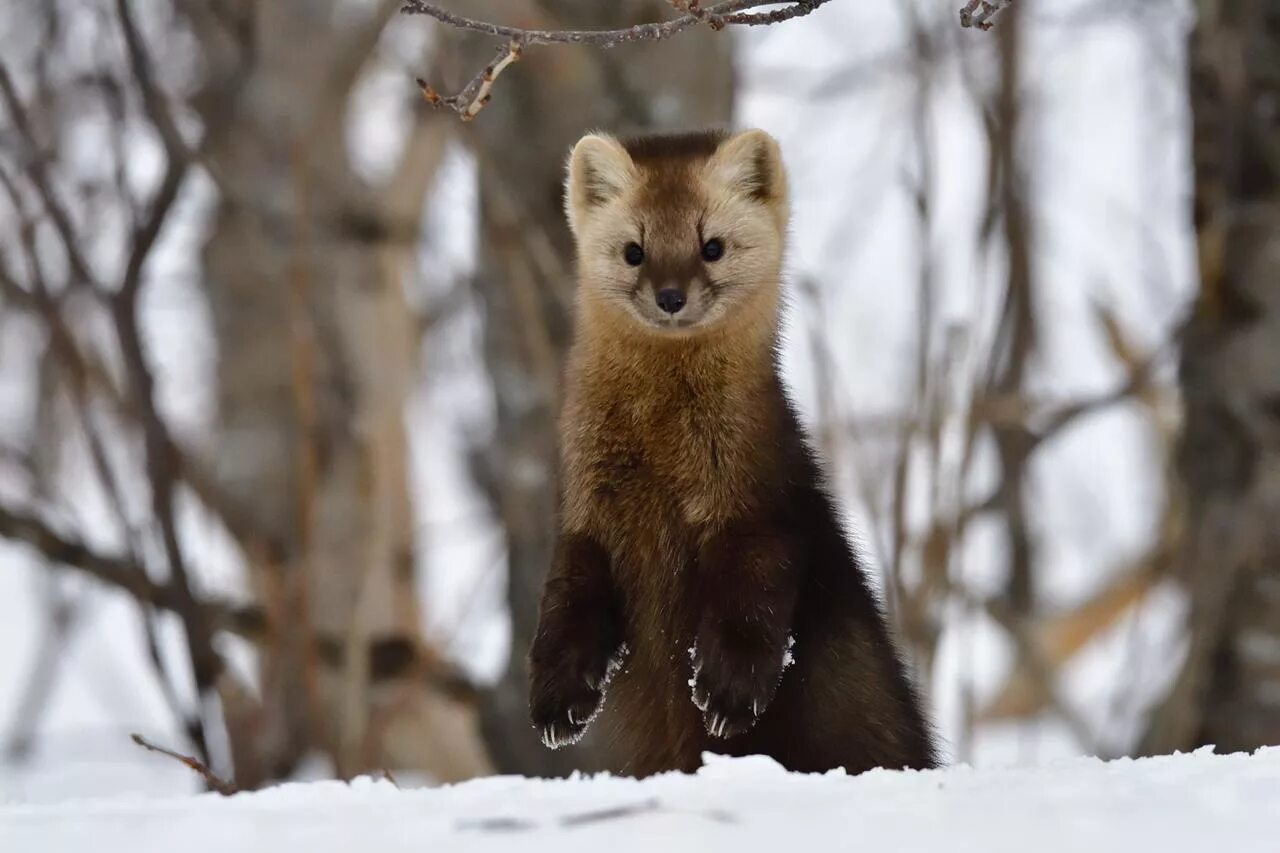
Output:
top-left (561, 387), bottom-right (758, 547)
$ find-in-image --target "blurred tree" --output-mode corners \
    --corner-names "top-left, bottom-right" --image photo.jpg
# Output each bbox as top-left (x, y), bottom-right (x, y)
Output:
top-left (189, 0), bottom-right (491, 784)
top-left (1142, 0), bottom-right (1280, 754)
top-left (450, 0), bottom-right (733, 774)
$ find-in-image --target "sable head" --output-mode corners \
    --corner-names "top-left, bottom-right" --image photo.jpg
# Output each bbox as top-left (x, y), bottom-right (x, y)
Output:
top-left (564, 129), bottom-right (789, 336)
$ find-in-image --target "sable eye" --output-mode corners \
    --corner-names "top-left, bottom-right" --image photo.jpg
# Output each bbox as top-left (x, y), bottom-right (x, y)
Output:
top-left (701, 238), bottom-right (725, 262)
top-left (623, 242), bottom-right (645, 266)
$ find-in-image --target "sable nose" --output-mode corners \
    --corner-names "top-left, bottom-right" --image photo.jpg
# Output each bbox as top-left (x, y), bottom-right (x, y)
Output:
top-left (656, 288), bottom-right (686, 315)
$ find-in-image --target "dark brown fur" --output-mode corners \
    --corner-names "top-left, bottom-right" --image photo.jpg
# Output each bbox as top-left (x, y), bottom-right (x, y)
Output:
top-left (529, 129), bottom-right (938, 777)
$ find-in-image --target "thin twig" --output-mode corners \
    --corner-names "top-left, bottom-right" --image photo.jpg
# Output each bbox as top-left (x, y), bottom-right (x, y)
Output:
top-left (670, 0), bottom-right (727, 30)
top-left (0, 62), bottom-right (98, 287)
top-left (401, 0), bottom-right (835, 119)
top-left (114, 0), bottom-right (191, 164)
top-left (131, 733), bottom-right (239, 796)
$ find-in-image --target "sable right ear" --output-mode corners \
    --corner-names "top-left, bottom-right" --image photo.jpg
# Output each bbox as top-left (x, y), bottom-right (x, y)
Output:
top-left (564, 134), bottom-right (636, 237)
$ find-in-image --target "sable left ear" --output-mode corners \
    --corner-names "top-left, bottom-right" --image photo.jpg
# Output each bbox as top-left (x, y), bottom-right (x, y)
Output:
top-left (564, 133), bottom-right (637, 238)
top-left (709, 129), bottom-right (788, 208)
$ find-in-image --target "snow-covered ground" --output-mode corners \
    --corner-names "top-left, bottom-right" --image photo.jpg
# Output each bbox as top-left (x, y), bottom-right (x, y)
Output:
top-left (3, 749), bottom-right (1277, 852)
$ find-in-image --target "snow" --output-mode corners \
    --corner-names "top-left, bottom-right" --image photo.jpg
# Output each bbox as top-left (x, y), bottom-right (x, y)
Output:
top-left (2, 749), bottom-right (1277, 852)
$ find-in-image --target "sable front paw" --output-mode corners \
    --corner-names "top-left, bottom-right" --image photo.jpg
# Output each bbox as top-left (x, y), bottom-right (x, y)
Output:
top-left (689, 629), bottom-right (788, 739)
top-left (530, 679), bottom-right (600, 749)
top-left (529, 643), bottom-right (626, 749)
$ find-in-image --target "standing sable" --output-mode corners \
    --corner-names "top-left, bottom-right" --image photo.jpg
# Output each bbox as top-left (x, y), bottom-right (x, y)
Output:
top-left (528, 128), bottom-right (937, 776)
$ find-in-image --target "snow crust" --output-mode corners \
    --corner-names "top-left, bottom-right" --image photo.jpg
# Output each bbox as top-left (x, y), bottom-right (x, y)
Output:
top-left (2, 748), bottom-right (1276, 853)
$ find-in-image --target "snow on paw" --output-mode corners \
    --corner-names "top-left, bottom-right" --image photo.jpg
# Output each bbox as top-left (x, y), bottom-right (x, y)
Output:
top-left (530, 678), bottom-right (601, 750)
top-left (529, 642), bottom-right (628, 750)
top-left (688, 631), bottom-right (781, 740)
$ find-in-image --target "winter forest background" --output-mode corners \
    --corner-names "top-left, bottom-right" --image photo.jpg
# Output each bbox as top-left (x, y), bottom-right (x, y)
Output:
top-left (2, 0), bottom-right (1278, 800)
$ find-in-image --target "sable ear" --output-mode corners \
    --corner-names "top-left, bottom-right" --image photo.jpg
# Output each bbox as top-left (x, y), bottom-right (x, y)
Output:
top-left (564, 134), bottom-right (636, 237)
top-left (708, 129), bottom-right (788, 209)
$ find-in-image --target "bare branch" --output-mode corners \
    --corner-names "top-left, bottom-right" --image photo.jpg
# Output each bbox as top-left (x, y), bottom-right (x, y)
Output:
top-left (669, 1), bottom-right (727, 31)
top-left (959, 0), bottom-right (1015, 31)
top-left (112, 0), bottom-right (193, 299)
top-left (401, 0), bottom-right (835, 118)
top-left (401, 0), bottom-right (822, 43)
top-left (0, 61), bottom-right (98, 288)
top-left (0, 504), bottom-right (181, 612)
top-left (0, 270), bottom-right (273, 554)
top-left (3, 43), bottom-right (203, 723)
top-left (95, 1), bottom-right (217, 758)
top-left (114, 0), bottom-right (191, 163)
top-left (0, 502), bottom-right (481, 702)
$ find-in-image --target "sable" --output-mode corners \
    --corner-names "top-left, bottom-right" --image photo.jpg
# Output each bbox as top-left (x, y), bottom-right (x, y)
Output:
top-left (529, 128), bottom-right (938, 776)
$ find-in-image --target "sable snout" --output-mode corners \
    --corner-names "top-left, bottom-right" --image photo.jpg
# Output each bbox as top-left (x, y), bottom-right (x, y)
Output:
top-left (656, 287), bottom-right (687, 315)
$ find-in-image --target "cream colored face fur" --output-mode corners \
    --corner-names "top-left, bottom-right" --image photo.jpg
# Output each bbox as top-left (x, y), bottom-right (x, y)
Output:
top-left (564, 130), bottom-right (789, 338)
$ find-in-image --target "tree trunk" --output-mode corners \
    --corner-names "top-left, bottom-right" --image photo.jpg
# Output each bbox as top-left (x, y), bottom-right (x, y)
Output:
top-left (1141, 0), bottom-right (1280, 755)
top-left (189, 0), bottom-right (490, 785)
top-left (454, 0), bottom-right (734, 775)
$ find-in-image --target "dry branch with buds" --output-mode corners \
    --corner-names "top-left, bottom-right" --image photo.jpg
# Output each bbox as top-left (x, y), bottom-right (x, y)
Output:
top-left (400, 0), bottom-right (835, 119)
